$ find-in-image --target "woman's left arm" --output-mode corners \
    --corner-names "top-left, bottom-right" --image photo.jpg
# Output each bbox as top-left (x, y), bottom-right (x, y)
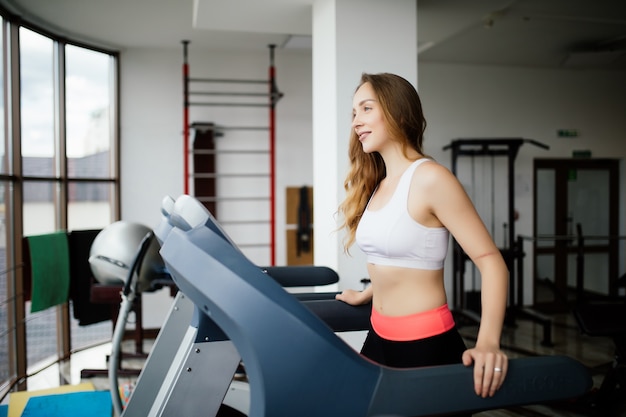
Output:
top-left (421, 163), bottom-right (509, 398)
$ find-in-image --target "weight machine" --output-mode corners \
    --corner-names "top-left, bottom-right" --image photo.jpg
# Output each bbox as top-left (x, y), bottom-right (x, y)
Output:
top-left (443, 138), bottom-right (554, 345)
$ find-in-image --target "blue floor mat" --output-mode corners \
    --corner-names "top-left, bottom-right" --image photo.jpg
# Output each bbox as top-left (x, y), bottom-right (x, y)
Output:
top-left (21, 391), bottom-right (111, 417)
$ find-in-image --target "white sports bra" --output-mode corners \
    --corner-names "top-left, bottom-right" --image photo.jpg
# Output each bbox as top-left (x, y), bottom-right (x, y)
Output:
top-left (355, 158), bottom-right (449, 270)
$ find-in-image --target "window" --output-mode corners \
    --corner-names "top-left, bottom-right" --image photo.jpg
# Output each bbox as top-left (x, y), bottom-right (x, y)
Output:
top-left (0, 18), bottom-right (119, 396)
top-left (66, 45), bottom-right (115, 230)
top-left (20, 28), bottom-right (55, 177)
top-left (19, 27), bottom-right (62, 371)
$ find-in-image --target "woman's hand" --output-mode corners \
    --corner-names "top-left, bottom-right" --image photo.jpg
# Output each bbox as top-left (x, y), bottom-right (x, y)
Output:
top-left (335, 288), bottom-right (371, 306)
top-left (462, 344), bottom-right (508, 398)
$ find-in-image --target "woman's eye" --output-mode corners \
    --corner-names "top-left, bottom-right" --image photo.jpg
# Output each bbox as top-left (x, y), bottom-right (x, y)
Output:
top-left (363, 106), bottom-right (371, 111)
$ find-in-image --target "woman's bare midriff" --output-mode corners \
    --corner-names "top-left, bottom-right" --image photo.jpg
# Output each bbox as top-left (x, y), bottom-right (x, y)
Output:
top-left (367, 263), bottom-right (447, 317)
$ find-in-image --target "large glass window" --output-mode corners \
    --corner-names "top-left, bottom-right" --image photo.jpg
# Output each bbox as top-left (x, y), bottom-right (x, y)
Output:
top-left (66, 45), bottom-right (114, 231)
top-left (65, 46), bottom-right (116, 355)
top-left (22, 182), bottom-right (57, 235)
top-left (0, 17), bottom-right (119, 396)
top-left (66, 45), bottom-right (112, 179)
top-left (19, 28), bottom-right (61, 374)
top-left (20, 28), bottom-right (55, 177)
top-left (68, 182), bottom-right (112, 230)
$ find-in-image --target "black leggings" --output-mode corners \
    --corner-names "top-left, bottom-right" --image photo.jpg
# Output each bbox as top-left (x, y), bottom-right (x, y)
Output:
top-left (361, 325), bottom-right (472, 416)
top-left (361, 324), bottom-right (467, 368)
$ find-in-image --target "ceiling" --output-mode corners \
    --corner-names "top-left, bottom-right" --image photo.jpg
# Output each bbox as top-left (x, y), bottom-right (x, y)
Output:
top-left (1, 0), bottom-right (625, 71)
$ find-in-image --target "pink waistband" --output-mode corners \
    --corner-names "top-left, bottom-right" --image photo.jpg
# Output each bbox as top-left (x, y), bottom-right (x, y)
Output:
top-left (371, 304), bottom-right (455, 342)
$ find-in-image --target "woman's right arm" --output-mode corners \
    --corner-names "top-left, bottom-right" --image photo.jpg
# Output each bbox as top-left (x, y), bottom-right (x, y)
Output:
top-left (335, 284), bottom-right (373, 305)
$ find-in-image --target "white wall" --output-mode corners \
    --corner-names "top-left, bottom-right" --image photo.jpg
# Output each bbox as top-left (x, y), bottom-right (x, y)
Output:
top-left (119, 47), bottom-right (313, 326)
top-left (120, 46), bottom-right (626, 323)
top-left (313, 0), bottom-right (418, 294)
top-left (120, 46), bottom-right (312, 264)
top-left (119, 48), bottom-right (183, 227)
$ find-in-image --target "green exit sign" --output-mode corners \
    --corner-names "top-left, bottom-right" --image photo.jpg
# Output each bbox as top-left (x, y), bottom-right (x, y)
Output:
top-left (557, 129), bottom-right (578, 137)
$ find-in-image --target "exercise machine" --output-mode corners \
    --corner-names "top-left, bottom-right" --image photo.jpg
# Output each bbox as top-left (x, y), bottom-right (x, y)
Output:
top-left (123, 195), bottom-right (591, 416)
top-left (444, 138), bottom-right (554, 345)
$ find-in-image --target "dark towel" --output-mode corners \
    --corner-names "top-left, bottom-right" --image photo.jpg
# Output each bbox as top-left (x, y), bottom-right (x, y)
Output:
top-left (26, 232), bottom-right (70, 313)
top-left (67, 229), bottom-right (113, 325)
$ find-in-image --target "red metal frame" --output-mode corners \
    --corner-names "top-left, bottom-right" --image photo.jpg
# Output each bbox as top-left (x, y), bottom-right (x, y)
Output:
top-left (182, 40), bottom-right (190, 195)
top-left (268, 45), bottom-right (278, 265)
top-left (182, 42), bottom-right (280, 265)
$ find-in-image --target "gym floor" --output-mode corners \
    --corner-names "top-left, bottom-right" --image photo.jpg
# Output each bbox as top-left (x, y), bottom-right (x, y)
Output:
top-left (21, 309), bottom-right (625, 416)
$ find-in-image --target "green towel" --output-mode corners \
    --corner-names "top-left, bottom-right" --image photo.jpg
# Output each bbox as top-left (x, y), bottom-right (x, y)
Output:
top-left (27, 231), bottom-right (70, 313)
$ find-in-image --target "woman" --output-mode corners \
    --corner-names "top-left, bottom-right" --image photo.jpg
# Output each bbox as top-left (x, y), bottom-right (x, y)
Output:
top-left (336, 73), bottom-right (509, 402)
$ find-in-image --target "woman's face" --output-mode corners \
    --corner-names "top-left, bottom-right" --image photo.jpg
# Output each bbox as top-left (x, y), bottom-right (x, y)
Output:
top-left (352, 82), bottom-right (389, 154)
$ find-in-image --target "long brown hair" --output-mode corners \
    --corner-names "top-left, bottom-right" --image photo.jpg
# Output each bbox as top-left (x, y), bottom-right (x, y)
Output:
top-left (338, 73), bottom-right (428, 251)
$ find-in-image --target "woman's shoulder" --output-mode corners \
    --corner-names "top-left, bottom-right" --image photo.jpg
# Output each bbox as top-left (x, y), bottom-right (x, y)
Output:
top-left (410, 160), bottom-right (465, 206)
top-left (413, 159), bottom-right (456, 185)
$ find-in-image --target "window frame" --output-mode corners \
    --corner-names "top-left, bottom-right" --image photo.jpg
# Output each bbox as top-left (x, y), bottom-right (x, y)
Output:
top-left (0, 6), bottom-right (120, 397)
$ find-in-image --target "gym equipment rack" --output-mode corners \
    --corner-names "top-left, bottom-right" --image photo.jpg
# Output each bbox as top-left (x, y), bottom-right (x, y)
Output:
top-left (443, 138), bottom-right (554, 345)
top-left (181, 41), bottom-right (282, 265)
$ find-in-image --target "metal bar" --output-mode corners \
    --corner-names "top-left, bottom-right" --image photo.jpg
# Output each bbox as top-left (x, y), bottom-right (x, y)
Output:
top-left (190, 124), bottom-right (269, 131)
top-left (455, 149), bottom-right (512, 156)
top-left (518, 234), bottom-right (626, 241)
top-left (507, 145), bottom-right (516, 308)
top-left (516, 236), bottom-right (524, 307)
top-left (192, 173), bottom-right (269, 179)
top-left (238, 243), bottom-right (271, 248)
top-left (219, 220), bottom-right (270, 226)
top-left (574, 235), bottom-right (626, 241)
top-left (196, 196), bottom-right (269, 202)
top-left (576, 224), bottom-right (585, 300)
top-left (268, 44), bottom-right (277, 266)
top-left (443, 138), bottom-right (550, 152)
top-left (182, 40), bottom-right (190, 194)
top-left (189, 91), bottom-right (271, 97)
top-left (189, 102), bottom-right (270, 107)
top-left (189, 77), bottom-right (268, 84)
top-left (8, 21), bottom-right (28, 392)
top-left (192, 149), bottom-right (269, 155)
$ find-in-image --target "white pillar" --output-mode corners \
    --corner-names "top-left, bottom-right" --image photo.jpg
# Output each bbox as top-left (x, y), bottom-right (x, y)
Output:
top-left (312, 0), bottom-right (417, 290)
